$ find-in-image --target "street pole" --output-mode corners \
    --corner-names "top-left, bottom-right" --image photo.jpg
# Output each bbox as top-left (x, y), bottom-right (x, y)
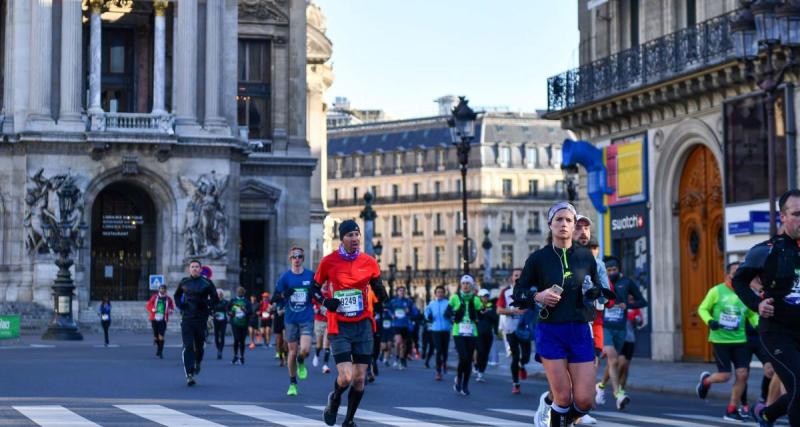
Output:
top-left (360, 192), bottom-right (377, 255)
top-left (449, 97), bottom-right (477, 276)
top-left (766, 89), bottom-right (778, 237)
top-left (459, 150), bottom-right (469, 276)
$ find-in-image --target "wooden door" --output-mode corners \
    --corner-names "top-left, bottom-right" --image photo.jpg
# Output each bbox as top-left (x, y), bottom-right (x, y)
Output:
top-left (678, 146), bottom-right (724, 361)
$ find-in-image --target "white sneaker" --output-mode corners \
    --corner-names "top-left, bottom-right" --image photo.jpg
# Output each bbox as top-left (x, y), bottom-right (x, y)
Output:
top-left (475, 372), bottom-right (485, 383)
top-left (322, 364), bottom-right (330, 374)
top-left (576, 413), bottom-right (597, 425)
top-left (312, 354), bottom-right (319, 367)
top-left (615, 391), bottom-right (630, 410)
top-left (535, 391), bottom-right (550, 427)
top-left (594, 382), bottom-right (606, 406)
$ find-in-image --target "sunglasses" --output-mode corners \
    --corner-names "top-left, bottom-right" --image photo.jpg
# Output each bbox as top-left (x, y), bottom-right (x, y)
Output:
top-left (291, 255), bottom-right (304, 259)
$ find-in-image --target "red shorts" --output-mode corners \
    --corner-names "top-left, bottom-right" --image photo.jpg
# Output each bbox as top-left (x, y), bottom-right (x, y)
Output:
top-left (592, 321), bottom-right (604, 352)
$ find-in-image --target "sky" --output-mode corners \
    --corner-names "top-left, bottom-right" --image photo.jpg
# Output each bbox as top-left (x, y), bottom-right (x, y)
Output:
top-left (314, 0), bottom-right (580, 119)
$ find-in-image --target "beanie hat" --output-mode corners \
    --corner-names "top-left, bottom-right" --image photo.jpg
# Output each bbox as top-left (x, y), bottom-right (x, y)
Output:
top-left (338, 219), bottom-right (360, 239)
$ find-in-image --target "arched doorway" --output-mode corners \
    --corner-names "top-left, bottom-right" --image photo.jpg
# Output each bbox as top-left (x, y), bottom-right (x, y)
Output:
top-left (90, 182), bottom-right (157, 301)
top-left (678, 145), bottom-right (724, 361)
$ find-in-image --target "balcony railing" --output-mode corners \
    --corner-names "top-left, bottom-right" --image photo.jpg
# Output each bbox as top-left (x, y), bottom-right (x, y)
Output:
top-left (546, 9), bottom-right (737, 112)
top-left (328, 190), bottom-right (566, 208)
top-left (90, 112), bottom-right (175, 134)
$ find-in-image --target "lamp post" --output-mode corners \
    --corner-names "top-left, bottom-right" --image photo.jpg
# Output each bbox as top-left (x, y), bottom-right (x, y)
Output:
top-left (373, 240), bottom-right (383, 265)
top-left (388, 263), bottom-right (397, 297)
top-left (360, 191), bottom-right (377, 255)
top-left (482, 226), bottom-right (493, 286)
top-left (448, 96), bottom-right (477, 275)
top-left (42, 176), bottom-right (86, 340)
top-left (731, 0), bottom-right (800, 236)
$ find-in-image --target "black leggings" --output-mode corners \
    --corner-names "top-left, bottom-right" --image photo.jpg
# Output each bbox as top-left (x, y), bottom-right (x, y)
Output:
top-left (475, 331), bottom-right (494, 373)
top-left (180, 320), bottom-right (206, 376)
top-left (431, 331), bottom-right (450, 373)
top-left (231, 324), bottom-right (247, 358)
top-left (101, 320), bottom-right (110, 345)
top-left (507, 332), bottom-right (532, 383)
top-left (213, 320), bottom-right (227, 353)
top-left (760, 327), bottom-right (800, 425)
top-left (454, 336), bottom-right (477, 388)
top-left (422, 329), bottom-right (435, 360)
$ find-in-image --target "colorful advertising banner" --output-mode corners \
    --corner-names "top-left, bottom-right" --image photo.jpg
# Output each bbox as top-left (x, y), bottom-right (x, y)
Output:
top-left (0, 315), bottom-right (20, 340)
top-left (606, 133), bottom-right (648, 206)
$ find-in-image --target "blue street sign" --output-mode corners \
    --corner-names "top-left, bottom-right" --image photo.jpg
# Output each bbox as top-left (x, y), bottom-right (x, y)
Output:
top-left (728, 221), bottom-right (751, 235)
top-left (149, 275), bottom-right (165, 291)
top-left (749, 211), bottom-right (781, 234)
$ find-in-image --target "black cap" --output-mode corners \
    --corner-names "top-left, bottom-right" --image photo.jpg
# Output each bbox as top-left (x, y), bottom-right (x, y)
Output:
top-left (338, 219), bottom-right (360, 239)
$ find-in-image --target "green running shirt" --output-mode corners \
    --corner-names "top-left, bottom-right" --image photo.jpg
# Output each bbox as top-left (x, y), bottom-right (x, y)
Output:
top-left (698, 283), bottom-right (758, 344)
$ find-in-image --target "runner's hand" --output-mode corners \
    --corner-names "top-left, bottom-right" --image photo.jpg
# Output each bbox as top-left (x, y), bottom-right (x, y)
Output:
top-left (283, 288), bottom-right (295, 299)
top-left (708, 320), bottom-right (720, 330)
top-left (759, 298), bottom-right (774, 318)
top-left (535, 288), bottom-right (561, 307)
top-left (322, 297), bottom-right (341, 312)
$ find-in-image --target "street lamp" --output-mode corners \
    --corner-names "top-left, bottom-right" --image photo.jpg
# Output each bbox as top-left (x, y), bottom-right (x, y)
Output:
top-left (360, 191), bottom-right (377, 255)
top-left (42, 176), bottom-right (86, 340)
top-left (388, 263), bottom-right (397, 297)
top-left (731, 0), bottom-right (800, 236)
top-left (448, 96), bottom-right (477, 275)
top-left (374, 240), bottom-right (383, 265)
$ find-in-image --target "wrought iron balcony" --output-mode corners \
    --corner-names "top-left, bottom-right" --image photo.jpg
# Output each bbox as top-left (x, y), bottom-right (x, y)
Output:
top-left (546, 9), bottom-right (738, 112)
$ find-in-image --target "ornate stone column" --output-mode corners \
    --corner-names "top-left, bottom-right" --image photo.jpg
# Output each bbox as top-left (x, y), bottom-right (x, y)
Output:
top-left (174, 0), bottom-right (199, 132)
top-left (58, 0), bottom-right (84, 130)
top-left (2, 0), bottom-right (13, 132)
top-left (204, 0), bottom-right (225, 131)
top-left (27, 0), bottom-right (55, 129)
top-left (152, 0), bottom-right (168, 115)
top-left (88, 0), bottom-right (103, 119)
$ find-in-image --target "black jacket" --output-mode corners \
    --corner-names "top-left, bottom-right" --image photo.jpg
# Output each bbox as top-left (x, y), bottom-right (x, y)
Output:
top-left (476, 301), bottom-right (499, 335)
top-left (174, 276), bottom-right (219, 321)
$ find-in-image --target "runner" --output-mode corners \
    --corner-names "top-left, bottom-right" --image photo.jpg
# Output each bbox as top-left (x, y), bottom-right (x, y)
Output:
top-left (740, 276), bottom-right (776, 419)
top-left (173, 259), bottom-right (220, 386)
top-left (421, 305), bottom-right (435, 369)
top-left (247, 294), bottom-right (260, 349)
top-left (258, 292), bottom-right (272, 348)
top-left (270, 292), bottom-right (288, 366)
top-left (475, 288), bottom-right (498, 383)
top-left (212, 289), bottom-right (228, 359)
top-left (597, 256), bottom-right (647, 410)
top-left (276, 247), bottom-right (316, 396)
top-left (379, 304), bottom-right (394, 367)
top-left (449, 274), bottom-right (483, 396)
top-left (228, 287), bottom-right (252, 365)
top-left (424, 285), bottom-right (452, 381)
top-left (497, 268), bottom-right (532, 394)
top-left (314, 219), bottom-right (388, 427)
top-left (513, 202), bottom-right (610, 426)
top-left (146, 283), bottom-right (175, 359)
top-left (97, 296), bottom-right (112, 347)
top-left (388, 286), bottom-right (416, 369)
top-left (313, 284), bottom-right (332, 374)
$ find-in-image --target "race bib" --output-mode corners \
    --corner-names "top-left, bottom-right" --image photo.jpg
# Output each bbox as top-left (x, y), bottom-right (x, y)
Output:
top-left (261, 311), bottom-right (270, 319)
top-left (458, 322), bottom-right (474, 336)
top-left (334, 289), bottom-right (364, 317)
top-left (290, 289), bottom-right (308, 305)
top-left (719, 312), bottom-right (740, 330)
top-left (101, 314), bottom-right (109, 321)
top-left (382, 319), bottom-right (392, 329)
top-left (604, 307), bottom-right (624, 323)
top-left (394, 308), bottom-right (406, 319)
top-left (215, 313), bottom-right (225, 321)
top-left (154, 313), bottom-right (164, 321)
top-left (235, 311), bottom-right (245, 319)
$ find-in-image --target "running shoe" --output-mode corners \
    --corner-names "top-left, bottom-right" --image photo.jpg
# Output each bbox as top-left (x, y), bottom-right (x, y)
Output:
top-left (324, 391), bottom-right (341, 426)
top-left (392, 360), bottom-right (398, 368)
top-left (256, 335), bottom-right (262, 344)
top-left (275, 351), bottom-right (281, 359)
top-left (723, 409), bottom-right (747, 422)
top-left (286, 384), bottom-right (298, 396)
top-left (534, 391), bottom-right (551, 427)
top-left (696, 371), bottom-right (711, 399)
top-left (186, 375), bottom-right (195, 387)
top-left (231, 357), bottom-right (239, 365)
top-left (435, 372), bottom-right (442, 381)
top-left (217, 352), bottom-right (222, 360)
top-left (576, 414), bottom-right (597, 425)
top-left (453, 378), bottom-right (462, 394)
top-left (476, 373), bottom-right (485, 383)
top-left (297, 362), bottom-right (308, 380)
top-left (460, 386), bottom-right (470, 396)
top-left (519, 367), bottom-right (528, 380)
top-left (512, 383), bottom-right (521, 394)
top-left (594, 382), bottom-right (606, 406)
top-left (615, 391), bottom-right (630, 411)
top-left (753, 403), bottom-right (774, 427)
top-left (739, 405), bottom-right (752, 421)
top-left (313, 354), bottom-right (319, 367)
top-left (341, 420), bottom-right (356, 427)
top-left (194, 362), bottom-right (202, 375)
top-left (367, 373), bottom-right (375, 383)
top-left (249, 342), bottom-right (256, 349)
top-left (322, 364), bottom-right (331, 374)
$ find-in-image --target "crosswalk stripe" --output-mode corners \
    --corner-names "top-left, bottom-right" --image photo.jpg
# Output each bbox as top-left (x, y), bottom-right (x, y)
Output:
top-left (115, 405), bottom-right (226, 427)
top-left (666, 413), bottom-right (753, 425)
top-left (213, 405), bottom-right (318, 427)
top-left (593, 410), bottom-right (712, 426)
top-left (398, 407), bottom-right (530, 426)
top-left (13, 406), bottom-right (101, 427)
top-left (488, 409), bottom-right (639, 427)
top-left (307, 406), bottom-right (450, 427)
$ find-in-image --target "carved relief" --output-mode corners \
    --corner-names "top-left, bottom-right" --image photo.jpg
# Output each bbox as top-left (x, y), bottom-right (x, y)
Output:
top-left (239, 0), bottom-right (289, 23)
top-left (23, 169), bottom-right (85, 254)
top-left (179, 171), bottom-right (229, 260)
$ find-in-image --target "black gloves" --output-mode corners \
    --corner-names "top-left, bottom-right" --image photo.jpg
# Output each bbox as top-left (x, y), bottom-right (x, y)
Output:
top-left (322, 297), bottom-right (341, 312)
top-left (584, 286), bottom-right (616, 302)
top-left (709, 320), bottom-right (720, 330)
top-left (282, 288), bottom-right (295, 299)
top-left (369, 278), bottom-right (389, 303)
top-left (510, 290), bottom-right (536, 309)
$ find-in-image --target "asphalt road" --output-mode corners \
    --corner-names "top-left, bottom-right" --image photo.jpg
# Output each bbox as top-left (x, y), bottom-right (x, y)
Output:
top-left (0, 332), bottom-right (786, 426)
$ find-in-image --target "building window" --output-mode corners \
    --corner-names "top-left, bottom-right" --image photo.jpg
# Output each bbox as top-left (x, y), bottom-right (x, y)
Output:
top-left (413, 247), bottom-right (421, 271)
top-left (354, 157), bottom-right (363, 177)
top-left (502, 179), bottom-right (513, 196)
top-left (501, 211), bottom-right (514, 233)
top-left (437, 150), bottom-right (446, 170)
top-left (237, 39), bottom-right (272, 140)
top-left (412, 215), bottom-right (422, 236)
top-left (528, 211), bottom-right (541, 234)
top-left (434, 246), bottom-right (444, 270)
top-left (393, 247), bottom-right (401, 266)
top-left (456, 245), bottom-right (462, 267)
top-left (333, 189), bottom-right (339, 206)
top-left (528, 179), bottom-right (539, 196)
top-left (395, 152), bottom-right (403, 174)
top-left (434, 181), bottom-right (442, 197)
top-left (630, 0), bottom-right (639, 47)
top-left (501, 244), bottom-right (514, 269)
top-left (528, 244), bottom-right (540, 254)
top-left (455, 178), bottom-right (462, 196)
top-left (413, 183), bottom-right (420, 200)
top-left (374, 217), bottom-right (381, 237)
top-left (416, 151), bottom-right (425, 171)
top-left (374, 154), bottom-right (383, 175)
top-left (499, 146), bottom-right (511, 167)
top-left (370, 185), bottom-right (379, 199)
top-left (552, 146), bottom-right (562, 165)
top-left (335, 158), bottom-right (343, 178)
top-left (455, 211), bottom-right (462, 233)
top-left (101, 29), bottom-right (135, 112)
top-left (555, 180), bottom-right (566, 197)
top-left (686, 0), bottom-right (696, 26)
top-left (352, 187), bottom-right (358, 204)
top-left (391, 215), bottom-right (402, 237)
top-left (434, 213), bottom-right (444, 235)
top-left (526, 146), bottom-right (539, 168)
top-left (392, 184), bottom-right (399, 202)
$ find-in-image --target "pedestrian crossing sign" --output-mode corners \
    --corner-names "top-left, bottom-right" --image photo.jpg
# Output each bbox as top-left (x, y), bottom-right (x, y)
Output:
top-left (149, 275), bottom-right (165, 291)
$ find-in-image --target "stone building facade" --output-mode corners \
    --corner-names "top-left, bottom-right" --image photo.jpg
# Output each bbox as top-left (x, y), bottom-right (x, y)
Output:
top-left (326, 112), bottom-right (573, 296)
top-left (0, 0), bottom-right (320, 327)
top-left (548, 0), bottom-right (797, 360)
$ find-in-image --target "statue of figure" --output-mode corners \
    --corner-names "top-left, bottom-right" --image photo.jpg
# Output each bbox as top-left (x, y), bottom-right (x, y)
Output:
top-left (179, 171), bottom-right (229, 260)
top-left (23, 168), bottom-right (85, 254)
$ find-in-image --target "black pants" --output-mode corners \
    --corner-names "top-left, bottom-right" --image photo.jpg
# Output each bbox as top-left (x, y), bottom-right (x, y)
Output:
top-left (475, 331), bottom-right (494, 373)
top-left (101, 320), bottom-right (110, 345)
top-left (213, 320), bottom-right (227, 354)
top-left (431, 331), bottom-right (450, 373)
top-left (760, 326), bottom-right (800, 425)
top-left (180, 320), bottom-right (207, 376)
top-left (507, 332), bottom-right (532, 383)
top-left (231, 324), bottom-right (247, 358)
top-left (422, 329), bottom-right (435, 360)
top-left (454, 336), bottom-right (477, 389)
